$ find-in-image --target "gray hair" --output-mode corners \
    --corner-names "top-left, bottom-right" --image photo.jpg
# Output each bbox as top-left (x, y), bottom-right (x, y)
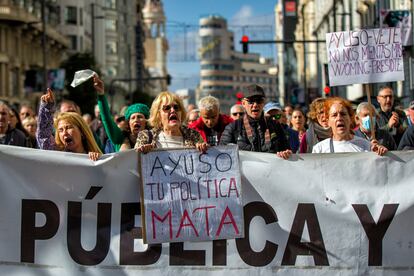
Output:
top-left (199, 95), bottom-right (220, 111)
top-left (0, 101), bottom-right (10, 111)
top-left (230, 104), bottom-right (244, 113)
top-left (356, 102), bottom-right (377, 116)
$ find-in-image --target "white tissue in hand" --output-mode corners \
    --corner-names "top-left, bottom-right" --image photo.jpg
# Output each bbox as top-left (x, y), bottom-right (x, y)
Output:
top-left (70, 69), bottom-right (97, 87)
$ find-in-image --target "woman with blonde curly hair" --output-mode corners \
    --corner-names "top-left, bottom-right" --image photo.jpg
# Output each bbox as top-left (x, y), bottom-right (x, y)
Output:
top-left (37, 89), bottom-right (102, 160)
top-left (312, 97), bottom-right (387, 155)
top-left (135, 91), bottom-right (208, 153)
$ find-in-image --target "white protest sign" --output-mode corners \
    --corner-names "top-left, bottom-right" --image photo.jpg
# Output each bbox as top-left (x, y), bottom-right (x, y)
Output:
top-left (140, 145), bottom-right (243, 244)
top-left (380, 10), bottom-right (412, 46)
top-left (326, 28), bottom-right (404, 86)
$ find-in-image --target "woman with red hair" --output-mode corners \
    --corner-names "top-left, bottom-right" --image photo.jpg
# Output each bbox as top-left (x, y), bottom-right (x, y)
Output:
top-left (312, 97), bottom-right (387, 155)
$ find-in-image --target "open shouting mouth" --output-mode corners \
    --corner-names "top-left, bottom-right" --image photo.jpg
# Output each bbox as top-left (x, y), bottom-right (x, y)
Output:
top-left (168, 113), bottom-right (179, 123)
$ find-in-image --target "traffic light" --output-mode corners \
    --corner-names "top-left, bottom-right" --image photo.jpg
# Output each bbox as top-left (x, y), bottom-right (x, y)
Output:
top-left (324, 86), bottom-right (330, 95)
top-left (236, 92), bottom-right (244, 104)
top-left (241, 35), bottom-right (249, 54)
top-left (166, 74), bottom-right (171, 85)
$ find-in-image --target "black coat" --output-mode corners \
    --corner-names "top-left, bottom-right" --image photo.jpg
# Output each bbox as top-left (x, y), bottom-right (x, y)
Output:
top-left (219, 115), bottom-right (290, 153)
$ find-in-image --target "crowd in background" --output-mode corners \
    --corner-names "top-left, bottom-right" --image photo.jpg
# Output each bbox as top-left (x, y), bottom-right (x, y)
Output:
top-left (1, 78), bottom-right (414, 160)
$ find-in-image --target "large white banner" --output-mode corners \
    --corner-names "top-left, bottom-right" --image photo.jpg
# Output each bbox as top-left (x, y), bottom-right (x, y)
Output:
top-left (140, 146), bottom-right (243, 244)
top-left (326, 28), bottom-right (405, 86)
top-left (1, 145), bottom-right (414, 275)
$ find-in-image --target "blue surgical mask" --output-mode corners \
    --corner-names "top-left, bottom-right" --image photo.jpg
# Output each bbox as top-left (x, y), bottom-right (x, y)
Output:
top-left (361, 115), bottom-right (375, 131)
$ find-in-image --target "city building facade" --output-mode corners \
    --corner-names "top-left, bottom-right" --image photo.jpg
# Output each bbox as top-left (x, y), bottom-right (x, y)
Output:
top-left (0, 0), bottom-right (68, 106)
top-left (292, 0), bottom-right (414, 104)
top-left (199, 15), bottom-right (278, 113)
top-left (142, 0), bottom-right (169, 97)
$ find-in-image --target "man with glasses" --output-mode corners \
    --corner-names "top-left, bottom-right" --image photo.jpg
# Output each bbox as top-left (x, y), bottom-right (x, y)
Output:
top-left (230, 104), bottom-right (245, 120)
top-left (220, 84), bottom-right (291, 159)
top-left (264, 102), bottom-right (299, 153)
top-left (376, 86), bottom-right (407, 145)
top-left (189, 96), bottom-right (233, 146)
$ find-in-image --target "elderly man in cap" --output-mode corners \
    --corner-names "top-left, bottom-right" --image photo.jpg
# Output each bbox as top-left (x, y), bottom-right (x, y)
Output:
top-left (264, 101), bottom-right (300, 153)
top-left (189, 95), bottom-right (233, 146)
top-left (220, 84), bottom-right (291, 159)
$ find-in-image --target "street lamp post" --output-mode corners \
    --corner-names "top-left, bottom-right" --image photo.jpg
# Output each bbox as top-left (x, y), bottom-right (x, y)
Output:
top-left (41, 0), bottom-right (47, 92)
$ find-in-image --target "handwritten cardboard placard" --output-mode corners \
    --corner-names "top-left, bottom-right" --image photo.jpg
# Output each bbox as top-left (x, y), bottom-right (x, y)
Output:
top-left (140, 145), bottom-right (244, 244)
top-left (326, 28), bottom-right (404, 86)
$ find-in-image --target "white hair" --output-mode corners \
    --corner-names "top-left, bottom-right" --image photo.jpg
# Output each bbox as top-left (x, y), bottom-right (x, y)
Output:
top-left (356, 102), bottom-right (377, 116)
top-left (199, 96), bottom-right (220, 111)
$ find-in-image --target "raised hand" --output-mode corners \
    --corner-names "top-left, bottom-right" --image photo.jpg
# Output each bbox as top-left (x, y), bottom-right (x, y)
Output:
top-left (40, 88), bottom-right (55, 104)
top-left (93, 74), bottom-right (105, 95)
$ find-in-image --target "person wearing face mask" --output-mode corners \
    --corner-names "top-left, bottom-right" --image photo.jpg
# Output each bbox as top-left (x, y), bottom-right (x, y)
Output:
top-left (299, 98), bottom-right (332, 153)
top-left (354, 102), bottom-right (396, 151)
top-left (135, 91), bottom-right (208, 153)
top-left (93, 75), bottom-right (149, 152)
top-left (37, 89), bottom-right (102, 161)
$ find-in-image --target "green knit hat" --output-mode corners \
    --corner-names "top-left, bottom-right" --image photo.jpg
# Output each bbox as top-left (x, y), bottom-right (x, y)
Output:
top-left (124, 103), bottom-right (150, 120)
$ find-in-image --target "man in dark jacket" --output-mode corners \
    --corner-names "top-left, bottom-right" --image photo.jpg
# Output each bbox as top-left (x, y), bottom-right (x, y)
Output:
top-left (376, 86), bottom-right (407, 145)
top-left (220, 84), bottom-right (291, 159)
top-left (189, 96), bottom-right (233, 146)
top-left (0, 102), bottom-right (28, 147)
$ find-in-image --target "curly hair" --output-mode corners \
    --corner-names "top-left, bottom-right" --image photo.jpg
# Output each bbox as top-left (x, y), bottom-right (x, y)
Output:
top-left (307, 98), bottom-right (326, 122)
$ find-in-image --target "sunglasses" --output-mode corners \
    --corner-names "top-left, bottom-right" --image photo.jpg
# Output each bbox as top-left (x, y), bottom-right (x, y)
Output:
top-left (232, 112), bottom-right (245, 116)
top-left (245, 98), bottom-right (265, 105)
top-left (115, 116), bottom-right (125, 123)
top-left (162, 104), bottom-right (180, 112)
top-left (271, 114), bottom-right (282, 120)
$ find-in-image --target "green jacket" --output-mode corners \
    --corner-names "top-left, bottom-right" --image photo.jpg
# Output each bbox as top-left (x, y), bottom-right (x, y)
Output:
top-left (97, 94), bottom-right (126, 152)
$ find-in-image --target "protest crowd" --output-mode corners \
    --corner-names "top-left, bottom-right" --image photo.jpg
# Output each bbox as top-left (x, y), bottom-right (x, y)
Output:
top-left (1, 76), bottom-right (414, 158)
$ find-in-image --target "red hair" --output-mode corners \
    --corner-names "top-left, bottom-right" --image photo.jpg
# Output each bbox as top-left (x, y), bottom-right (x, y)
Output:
top-left (324, 97), bottom-right (355, 123)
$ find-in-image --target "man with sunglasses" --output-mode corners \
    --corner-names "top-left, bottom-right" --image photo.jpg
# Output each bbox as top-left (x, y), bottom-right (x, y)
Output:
top-left (230, 104), bottom-right (245, 120)
top-left (189, 96), bottom-right (233, 146)
top-left (220, 84), bottom-right (291, 159)
top-left (264, 102), bottom-right (299, 153)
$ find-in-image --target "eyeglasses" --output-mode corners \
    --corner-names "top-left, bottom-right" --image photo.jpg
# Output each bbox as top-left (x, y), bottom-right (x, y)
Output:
top-left (378, 95), bottom-right (393, 99)
top-left (162, 104), bottom-right (180, 112)
top-left (245, 98), bottom-right (265, 105)
top-left (232, 112), bottom-right (245, 116)
top-left (115, 116), bottom-right (125, 123)
top-left (271, 114), bottom-right (282, 120)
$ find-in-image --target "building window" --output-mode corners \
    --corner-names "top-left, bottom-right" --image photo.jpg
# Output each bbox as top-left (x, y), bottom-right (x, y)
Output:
top-left (106, 66), bottom-right (117, 77)
top-left (65, 6), bottom-right (77, 25)
top-left (79, 8), bottom-right (83, 26)
top-left (106, 41), bottom-right (117, 54)
top-left (105, 0), bottom-right (116, 9)
top-left (106, 19), bottom-right (117, 31)
top-left (68, 35), bottom-right (77, 50)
